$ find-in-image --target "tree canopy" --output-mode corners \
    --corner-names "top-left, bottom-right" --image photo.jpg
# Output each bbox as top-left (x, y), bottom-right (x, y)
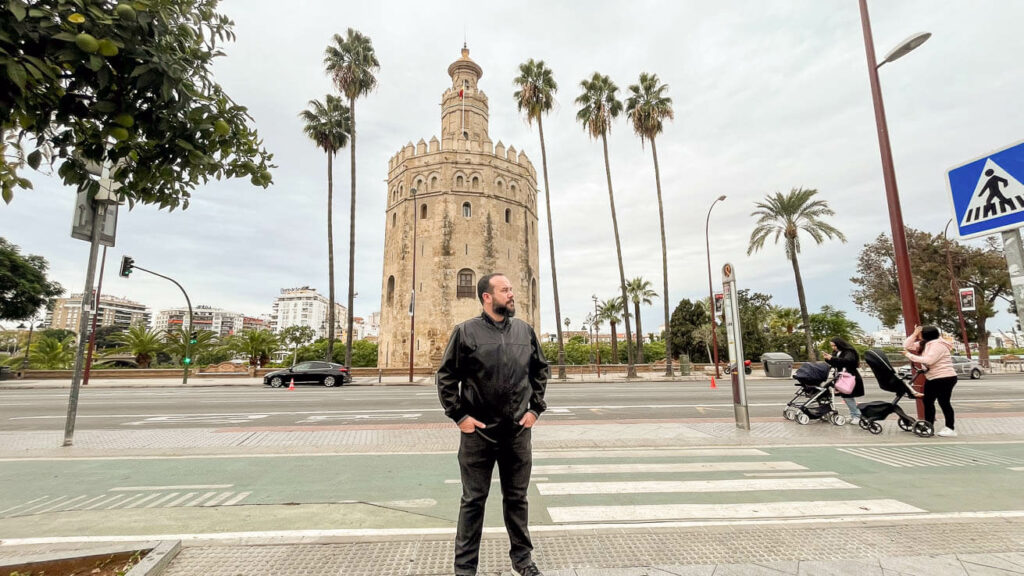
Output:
top-left (1, 0), bottom-right (273, 207)
top-left (0, 237), bottom-right (63, 320)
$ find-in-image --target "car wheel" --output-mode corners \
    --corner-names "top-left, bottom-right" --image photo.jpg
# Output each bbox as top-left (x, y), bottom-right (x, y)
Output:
top-left (269, 376), bottom-right (283, 388)
top-left (324, 376), bottom-right (336, 387)
top-left (971, 368), bottom-right (982, 379)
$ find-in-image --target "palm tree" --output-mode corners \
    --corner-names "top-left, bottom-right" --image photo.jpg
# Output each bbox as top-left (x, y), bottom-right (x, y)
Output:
top-left (28, 334), bottom-right (76, 369)
top-left (625, 72), bottom-right (675, 375)
top-left (324, 28), bottom-right (379, 369)
top-left (769, 306), bottom-right (802, 335)
top-left (164, 328), bottom-right (219, 368)
top-left (225, 329), bottom-right (279, 368)
top-left (626, 277), bottom-right (658, 362)
top-left (576, 72), bottom-right (636, 378)
top-left (597, 297), bottom-right (623, 364)
top-left (747, 187), bottom-right (846, 361)
top-left (107, 325), bottom-right (164, 368)
top-left (299, 95), bottom-right (351, 364)
top-left (514, 58), bottom-right (566, 380)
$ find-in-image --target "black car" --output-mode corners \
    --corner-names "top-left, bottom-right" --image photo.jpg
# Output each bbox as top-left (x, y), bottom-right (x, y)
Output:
top-left (264, 361), bottom-right (351, 388)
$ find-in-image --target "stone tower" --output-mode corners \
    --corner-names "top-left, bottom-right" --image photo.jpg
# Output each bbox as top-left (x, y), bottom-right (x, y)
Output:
top-left (378, 46), bottom-right (541, 369)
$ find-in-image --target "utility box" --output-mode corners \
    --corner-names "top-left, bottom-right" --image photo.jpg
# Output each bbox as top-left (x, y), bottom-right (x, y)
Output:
top-left (762, 352), bottom-right (794, 378)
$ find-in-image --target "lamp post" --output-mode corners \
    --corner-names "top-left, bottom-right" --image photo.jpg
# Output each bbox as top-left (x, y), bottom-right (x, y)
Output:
top-left (17, 318), bottom-right (40, 371)
top-left (409, 187), bottom-right (418, 383)
top-left (943, 219), bottom-right (972, 359)
top-left (592, 294), bottom-right (602, 377)
top-left (705, 195), bottom-right (727, 378)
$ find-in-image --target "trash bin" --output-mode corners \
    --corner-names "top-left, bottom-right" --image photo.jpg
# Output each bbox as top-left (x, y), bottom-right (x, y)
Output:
top-left (0, 366), bottom-right (11, 381)
top-left (762, 352), bottom-right (794, 378)
top-left (676, 354), bottom-right (692, 376)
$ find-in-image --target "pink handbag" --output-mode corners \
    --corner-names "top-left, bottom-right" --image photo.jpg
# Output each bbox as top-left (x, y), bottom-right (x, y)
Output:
top-left (835, 371), bottom-right (856, 394)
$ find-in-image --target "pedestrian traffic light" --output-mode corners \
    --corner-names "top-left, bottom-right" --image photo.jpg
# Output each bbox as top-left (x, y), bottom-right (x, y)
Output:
top-left (119, 255), bottom-right (134, 278)
top-left (189, 331), bottom-right (197, 345)
top-left (183, 356), bottom-right (191, 365)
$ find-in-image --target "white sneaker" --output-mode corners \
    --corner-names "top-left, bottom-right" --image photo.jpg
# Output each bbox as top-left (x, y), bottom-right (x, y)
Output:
top-left (937, 427), bottom-right (958, 437)
top-left (849, 416), bottom-right (860, 425)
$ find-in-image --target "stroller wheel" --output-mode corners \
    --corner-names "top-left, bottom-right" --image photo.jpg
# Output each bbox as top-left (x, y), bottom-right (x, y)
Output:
top-left (796, 412), bottom-right (811, 425)
top-left (830, 413), bottom-right (847, 426)
top-left (858, 418), bottom-right (871, 430)
top-left (898, 418), bottom-right (914, 432)
top-left (868, 421), bottom-right (883, 435)
top-left (783, 408), bottom-right (798, 421)
top-left (913, 420), bottom-right (934, 437)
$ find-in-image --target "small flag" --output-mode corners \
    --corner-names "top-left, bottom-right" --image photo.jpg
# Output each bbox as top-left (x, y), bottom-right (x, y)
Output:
top-left (459, 89), bottom-right (464, 99)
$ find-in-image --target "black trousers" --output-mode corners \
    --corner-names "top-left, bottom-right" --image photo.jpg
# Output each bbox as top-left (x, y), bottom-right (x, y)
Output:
top-left (454, 426), bottom-right (533, 575)
top-left (924, 375), bottom-right (957, 430)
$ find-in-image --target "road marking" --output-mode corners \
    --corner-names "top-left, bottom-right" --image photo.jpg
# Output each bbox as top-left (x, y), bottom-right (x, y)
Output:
top-left (145, 493), bottom-right (181, 508)
top-left (444, 477), bottom-right (550, 484)
top-left (536, 477), bottom-right (856, 495)
top-left (1011, 467), bottom-right (1024, 471)
top-left (547, 499), bottom-right (925, 523)
top-left (166, 493), bottom-right (197, 507)
top-left (84, 494), bottom-right (126, 510)
top-left (839, 446), bottom-right (1024, 468)
top-left (123, 493), bottom-right (163, 508)
top-left (202, 492), bottom-right (236, 507)
top-left (295, 414), bottom-right (421, 423)
top-left (34, 495), bottom-right (88, 514)
top-left (0, 496), bottom-right (49, 515)
top-left (743, 471), bottom-right (839, 477)
top-left (109, 494), bottom-right (147, 509)
top-left (222, 492), bottom-right (251, 506)
top-left (18, 496), bottom-right (69, 515)
top-left (183, 492), bottom-right (218, 507)
top-left (534, 448), bottom-right (768, 459)
top-left (533, 462), bottom-right (806, 474)
top-left (111, 484), bottom-right (233, 491)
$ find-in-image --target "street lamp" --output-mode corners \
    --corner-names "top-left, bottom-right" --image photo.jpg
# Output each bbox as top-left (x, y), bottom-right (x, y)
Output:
top-left (409, 187), bottom-right (419, 383)
top-left (859, 0), bottom-right (929, 338)
top-left (943, 219), bottom-right (972, 359)
top-left (705, 194), bottom-right (727, 378)
top-left (16, 318), bottom-right (40, 371)
top-left (592, 294), bottom-right (602, 377)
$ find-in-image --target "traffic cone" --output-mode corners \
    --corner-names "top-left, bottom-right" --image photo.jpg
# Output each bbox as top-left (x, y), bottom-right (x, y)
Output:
top-left (710, 376), bottom-right (717, 389)
top-left (288, 378), bottom-right (295, 391)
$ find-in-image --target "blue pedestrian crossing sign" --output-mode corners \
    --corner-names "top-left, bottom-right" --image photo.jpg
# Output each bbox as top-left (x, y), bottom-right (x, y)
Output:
top-left (948, 140), bottom-right (1024, 239)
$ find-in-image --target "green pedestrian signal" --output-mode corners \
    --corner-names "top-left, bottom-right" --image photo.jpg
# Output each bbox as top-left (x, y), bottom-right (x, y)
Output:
top-left (119, 255), bottom-right (135, 278)
top-left (183, 357), bottom-right (192, 365)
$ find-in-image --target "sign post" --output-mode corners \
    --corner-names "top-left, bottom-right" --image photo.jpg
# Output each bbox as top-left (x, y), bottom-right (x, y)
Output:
top-left (721, 263), bottom-right (750, 430)
top-left (947, 140), bottom-right (1024, 354)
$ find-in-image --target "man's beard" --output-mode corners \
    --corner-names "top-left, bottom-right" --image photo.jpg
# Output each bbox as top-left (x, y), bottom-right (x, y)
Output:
top-left (494, 300), bottom-right (516, 318)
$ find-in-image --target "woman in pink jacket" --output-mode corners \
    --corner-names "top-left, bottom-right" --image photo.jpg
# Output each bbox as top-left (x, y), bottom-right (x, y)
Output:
top-left (902, 325), bottom-right (958, 437)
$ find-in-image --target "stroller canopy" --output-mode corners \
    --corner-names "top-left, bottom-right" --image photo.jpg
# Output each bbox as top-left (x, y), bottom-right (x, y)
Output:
top-left (793, 361), bottom-right (831, 386)
top-left (864, 349), bottom-right (910, 394)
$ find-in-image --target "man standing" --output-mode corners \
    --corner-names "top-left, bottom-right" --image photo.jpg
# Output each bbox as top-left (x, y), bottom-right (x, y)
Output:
top-left (437, 273), bottom-right (549, 576)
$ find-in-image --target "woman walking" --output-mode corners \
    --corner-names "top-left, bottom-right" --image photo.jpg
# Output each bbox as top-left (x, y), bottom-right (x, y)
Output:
top-left (903, 325), bottom-right (958, 437)
top-left (823, 337), bottom-right (864, 424)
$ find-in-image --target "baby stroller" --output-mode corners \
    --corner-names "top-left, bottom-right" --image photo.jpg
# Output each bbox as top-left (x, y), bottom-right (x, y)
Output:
top-left (860, 350), bottom-right (933, 437)
top-left (783, 362), bottom-right (847, 426)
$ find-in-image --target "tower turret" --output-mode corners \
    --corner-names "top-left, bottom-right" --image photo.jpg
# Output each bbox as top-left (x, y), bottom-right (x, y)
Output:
top-left (441, 45), bottom-right (489, 142)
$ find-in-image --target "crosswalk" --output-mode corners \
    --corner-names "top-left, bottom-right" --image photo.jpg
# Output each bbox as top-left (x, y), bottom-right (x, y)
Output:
top-left (0, 489), bottom-right (252, 518)
top-left (532, 447), bottom-right (923, 524)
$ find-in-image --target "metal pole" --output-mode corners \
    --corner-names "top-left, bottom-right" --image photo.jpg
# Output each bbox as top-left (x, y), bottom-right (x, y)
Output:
top-left (409, 188), bottom-right (418, 383)
top-left (593, 295), bottom-right (601, 377)
top-left (82, 245), bottom-right (108, 386)
top-left (131, 265), bottom-right (193, 383)
top-left (64, 199), bottom-right (105, 446)
top-left (859, 0), bottom-right (923, 416)
top-left (943, 220), bottom-right (972, 359)
top-left (21, 321), bottom-right (35, 370)
top-left (705, 196), bottom-right (725, 378)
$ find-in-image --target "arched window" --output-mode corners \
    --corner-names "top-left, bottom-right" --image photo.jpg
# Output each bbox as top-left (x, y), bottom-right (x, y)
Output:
top-left (511, 183), bottom-right (517, 195)
top-left (471, 176), bottom-right (480, 190)
top-left (505, 208), bottom-right (511, 223)
top-left (387, 276), bottom-right (395, 306)
top-left (420, 203), bottom-right (427, 219)
top-left (462, 202), bottom-right (472, 218)
top-left (457, 269), bottom-right (475, 299)
top-left (495, 178), bottom-right (504, 191)
top-left (391, 212), bottom-right (396, 227)
top-left (430, 176), bottom-right (438, 190)
top-left (414, 178), bottom-right (424, 193)
top-left (456, 175), bottom-right (464, 188)
top-left (531, 279), bottom-right (538, 314)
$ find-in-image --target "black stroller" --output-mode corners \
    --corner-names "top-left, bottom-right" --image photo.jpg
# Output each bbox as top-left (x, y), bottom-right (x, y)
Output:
top-left (861, 349), bottom-right (933, 437)
top-left (783, 362), bottom-right (847, 426)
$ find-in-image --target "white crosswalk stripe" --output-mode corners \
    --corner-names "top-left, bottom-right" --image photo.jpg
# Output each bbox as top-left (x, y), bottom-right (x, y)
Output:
top-left (0, 489), bottom-right (252, 518)
top-left (547, 499), bottom-right (925, 523)
top-left (537, 477), bottom-right (856, 496)
top-left (533, 461), bottom-right (806, 474)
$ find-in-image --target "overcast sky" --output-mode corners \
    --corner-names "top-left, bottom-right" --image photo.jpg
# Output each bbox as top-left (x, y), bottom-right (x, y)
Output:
top-left (4, 0), bottom-right (1024, 339)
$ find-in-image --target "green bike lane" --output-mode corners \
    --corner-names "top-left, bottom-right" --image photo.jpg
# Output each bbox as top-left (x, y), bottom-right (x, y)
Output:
top-left (1, 441), bottom-right (1022, 540)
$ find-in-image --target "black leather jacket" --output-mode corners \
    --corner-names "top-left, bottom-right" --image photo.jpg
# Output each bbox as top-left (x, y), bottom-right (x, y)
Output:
top-left (436, 312), bottom-right (549, 428)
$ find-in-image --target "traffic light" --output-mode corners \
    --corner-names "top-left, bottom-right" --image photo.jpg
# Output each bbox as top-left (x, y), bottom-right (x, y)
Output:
top-left (189, 331), bottom-right (198, 345)
top-left (119, 255), bottom-right (134, 278)
top-left (183, 356), bottom-right (192, 365)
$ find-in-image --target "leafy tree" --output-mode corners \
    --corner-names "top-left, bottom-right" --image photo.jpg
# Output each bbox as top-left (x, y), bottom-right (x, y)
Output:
top-left (163, 328), bottom-right (218, 367)
top-left (626, 276), bottom-right (657, 360)
top-left (224, 329), bottom-right (278, 367)
top-left (808, 305), bottom-right (864, 352)
top-left (0, 238), bottom-right (63, 320)
top-left (299, 96), bottom-right (349, 364)
top-left (28, 333), bottom-right (75, 368)
top-left (514, 58), bottom-right (566, 379)
top-left (576, 72), bottom-right (636, 377)
top-left (91, 324), bottom-right (124, 349)
top-left (324, 28), bottom-right (379, 368)
top-left (595, 296), bottom-right (623, 363)
top-left (107, 324), bottom-right (163, 368)
top-left (735, 289), bottom-right (775, 361)
top-left (851, 229), bottom-right (1010, 365)
top-left (747, 188), bottom-right (846, 361)
top-left (280, 324), bottom-right (317, 366)
top-left (1, 0), bottom-right (273, 207)
top-left (668, 298), bottom-right (710, 362)
top-left (768, 306), bottom-right (801, 336)
top-left (350, 339), bottom-right (377, 367)
top-left (40, 328), bottom-right (75, 342)
top-left (625, 72), bottom-right (674, 375)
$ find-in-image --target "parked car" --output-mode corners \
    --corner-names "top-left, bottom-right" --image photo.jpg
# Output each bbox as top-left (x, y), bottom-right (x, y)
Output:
top-left (264, 361), bottom-right (351, 388)
top-left (897, 356), bottom-right (983, 380)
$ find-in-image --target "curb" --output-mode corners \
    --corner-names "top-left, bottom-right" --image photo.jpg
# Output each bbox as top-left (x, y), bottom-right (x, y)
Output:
top-left (126, 540), bottom-right (181, 576)
top-left (0, 540), bottom-right (179, 576)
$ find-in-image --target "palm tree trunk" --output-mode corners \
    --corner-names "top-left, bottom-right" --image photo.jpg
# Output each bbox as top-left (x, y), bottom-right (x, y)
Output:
top-left (345, 96), bottom-right (357, 368)
top-left (601, 133), bottom-right (636, 378)
top-left (326, 150), bottom-right (336, 362)
top-left (538, 116), bottom-right (566, 379)
top-left (651, 137), bottom-right (673, 376)
top-left (789, 244), bottom-right (817, 361)
top-left (634, 300), bottom-right (644, 362)
top-left (610, 319), bottom-right (619, 362)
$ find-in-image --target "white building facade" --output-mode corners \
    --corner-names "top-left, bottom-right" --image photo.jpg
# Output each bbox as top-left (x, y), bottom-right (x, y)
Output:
top-left (154, 305), bottom-right (246, 337)
top-left (270, 287), bottom-right (346, 339)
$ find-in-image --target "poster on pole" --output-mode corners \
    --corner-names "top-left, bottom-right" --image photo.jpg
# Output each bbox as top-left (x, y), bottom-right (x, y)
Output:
top-left (714, 292), bottom-right (724, 315)
top-left (959, 287), bottom-right (976, 312)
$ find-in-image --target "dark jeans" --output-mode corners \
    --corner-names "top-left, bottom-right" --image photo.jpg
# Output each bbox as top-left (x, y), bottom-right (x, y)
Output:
top-left (454, 425), bottom-right (533, 576)
top-left (924, 375), bottom-right (957, 430)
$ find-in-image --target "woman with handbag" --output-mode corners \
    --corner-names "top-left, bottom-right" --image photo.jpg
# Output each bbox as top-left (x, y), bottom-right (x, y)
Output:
top-left (823, 337), bottom-right (865, 424)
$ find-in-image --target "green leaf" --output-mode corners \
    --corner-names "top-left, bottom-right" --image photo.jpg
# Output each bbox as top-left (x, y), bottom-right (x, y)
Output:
top-left (87, 55), bottom-right (103, 71)
top-left (27, 150), bottom-right (41, 170)
top-left (2, 187), bottom-right (12, 204)
top-left (175, 139), bottom-right (196, 151)
top-left (93, 100), bottom-right (117, 113)
top-left (52, 32), bottom-right (77, 42)
top-left (8, 0), bottom-right (26, 21)
top-left (6, 62), bottom-right (26, 91)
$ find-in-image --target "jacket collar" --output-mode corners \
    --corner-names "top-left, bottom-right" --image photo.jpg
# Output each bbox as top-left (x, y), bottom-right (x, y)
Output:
top-left (480, 311), bottom-right (509, 331)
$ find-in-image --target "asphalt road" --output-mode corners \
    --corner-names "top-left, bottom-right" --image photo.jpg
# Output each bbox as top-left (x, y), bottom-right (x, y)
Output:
top-left (1, 375), bottom-right (1023, 431)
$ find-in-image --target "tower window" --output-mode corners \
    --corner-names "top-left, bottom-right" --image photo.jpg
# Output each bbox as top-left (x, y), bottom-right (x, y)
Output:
top-left (392, 213), bottom-right (396, 227)
top-left (431, 176), bottom-right (438, 190)
top-left (471, 176), bottom-right (480, 190)
top-left (462, 202), bottom-right (472, 218)
top-left (456, 175), bottom-right (464, 188)
top-left (420, 203), bottom-right (427, 219)
top-left (387, 276), bottom-right (395, 306)
top-left (457, 269), bottom-right (475, 299)
top-left (505, 208), bottom-right (511, 224)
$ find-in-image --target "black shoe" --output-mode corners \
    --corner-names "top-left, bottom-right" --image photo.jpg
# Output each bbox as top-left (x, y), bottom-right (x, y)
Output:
top-left (513, 564), bottom-right (543, 576)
